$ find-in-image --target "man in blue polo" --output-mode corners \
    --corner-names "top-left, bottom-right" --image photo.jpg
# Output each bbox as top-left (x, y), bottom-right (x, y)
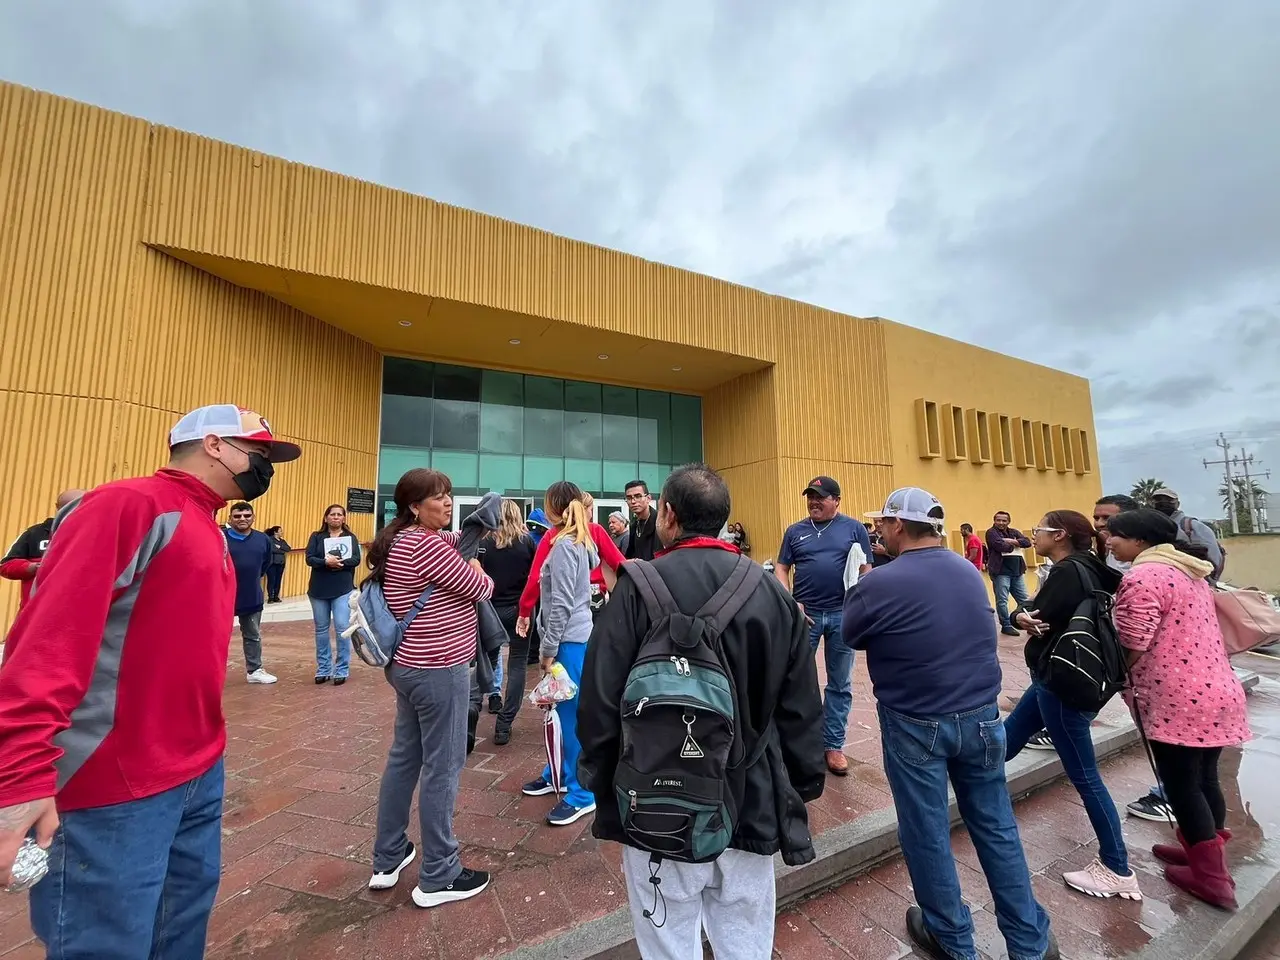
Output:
top-left (774, 476), bottom-right (872, 776)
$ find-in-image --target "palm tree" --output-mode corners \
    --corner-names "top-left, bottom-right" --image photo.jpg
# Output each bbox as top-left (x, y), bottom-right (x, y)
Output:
top-left (1130, 478), bottom-right (1168, 507)
top-left (1219, 478), bottom-right (1267, 534)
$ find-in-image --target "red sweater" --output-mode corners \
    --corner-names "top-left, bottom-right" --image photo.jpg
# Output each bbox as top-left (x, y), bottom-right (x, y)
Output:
top-left (0, 469), bottom-right (234, 811)
top-left (517, 523), bottom-right (626, 618)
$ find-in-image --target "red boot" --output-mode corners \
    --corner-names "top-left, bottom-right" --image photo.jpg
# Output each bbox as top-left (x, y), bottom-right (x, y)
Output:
top-left (1153, 828), bottom-right (1231, 866)
top-left (1165, 835), bottom-right (1238, 910)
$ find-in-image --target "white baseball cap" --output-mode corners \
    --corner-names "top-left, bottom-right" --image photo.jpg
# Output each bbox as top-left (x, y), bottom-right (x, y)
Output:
top-left (169, 404), bottom-right (302, 463)
top-left (866, 487), bottom-right (945, 526)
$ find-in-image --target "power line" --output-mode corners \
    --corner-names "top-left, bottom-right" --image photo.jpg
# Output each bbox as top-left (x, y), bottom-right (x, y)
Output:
top-left (1204, 434), bottom-right (1239, 534)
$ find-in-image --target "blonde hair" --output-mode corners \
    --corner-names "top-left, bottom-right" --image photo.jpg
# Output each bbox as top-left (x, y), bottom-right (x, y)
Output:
top-left (493, 499), bottom-right (528, 549)
top-left (545, 481), bottom-right (593, 547)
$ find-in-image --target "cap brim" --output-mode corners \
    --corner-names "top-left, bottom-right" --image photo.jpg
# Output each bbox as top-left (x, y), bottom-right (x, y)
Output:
top-left (803, 487), bottom-right (835, 498)
top-left (267, 441), bottom-right (302, 464)
top-left (864, 510), bottom-right (888, 519)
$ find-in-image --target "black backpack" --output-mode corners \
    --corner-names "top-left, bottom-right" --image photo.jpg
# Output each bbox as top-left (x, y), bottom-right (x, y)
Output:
top-left (615, 555), bottom-right (765, 864)
top-left (1036, 561), bottom-right (1127, 713)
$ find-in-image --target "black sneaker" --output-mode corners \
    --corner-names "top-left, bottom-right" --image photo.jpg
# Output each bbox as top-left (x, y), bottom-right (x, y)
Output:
top-left (1026, 729), bottom-right (1055, 751)
top-left (1001, 625), bottom-right (1021, 636)
top-left (488, 694), bottom-right (502, 715)
top-left (367, 843), bottom-right (415, 890)
top-left (905, 906), bottom-right (948, 960)
top-left (493, 725), bottom-right (511, 747)
top-left (411, 867), bottom-right (490, 908)
top-left (1127, 792), bottom-right (1174, 822)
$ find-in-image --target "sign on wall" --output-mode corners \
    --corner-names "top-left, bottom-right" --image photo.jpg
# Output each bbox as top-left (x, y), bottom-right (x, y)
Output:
top-left (346, 487), bottom-right (376, 515)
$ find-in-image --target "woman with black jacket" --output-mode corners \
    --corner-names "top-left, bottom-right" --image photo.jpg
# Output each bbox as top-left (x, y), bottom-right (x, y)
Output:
top-left (264, 526), bottom-right (291, 603)
top-left (1004, 510), bottom-right (1140, 903)
top-left (477, 499), bottom-right (536, 746)
top-left (306, 504), bottom-right (362, 685)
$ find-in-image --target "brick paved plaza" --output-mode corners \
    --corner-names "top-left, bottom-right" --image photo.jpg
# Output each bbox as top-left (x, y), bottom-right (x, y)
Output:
top-left (2, 621), bottom-right (1278, 959)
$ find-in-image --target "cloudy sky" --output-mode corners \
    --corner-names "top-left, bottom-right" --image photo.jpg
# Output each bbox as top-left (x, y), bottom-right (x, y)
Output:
top-left (2, 0), bottom-right (1274, 522)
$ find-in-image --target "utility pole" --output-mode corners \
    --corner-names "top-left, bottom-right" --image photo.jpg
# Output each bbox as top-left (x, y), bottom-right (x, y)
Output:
top-left (1205, 434), bottom-right (1239, 535)
top-left (1233, 449), bottom-right (1271, 532)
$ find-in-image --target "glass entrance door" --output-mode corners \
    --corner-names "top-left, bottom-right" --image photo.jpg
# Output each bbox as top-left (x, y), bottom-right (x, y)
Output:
top-left (594, 498), bottom-right (628, 528)
top-left (450, 496), bottom-right (484, 531)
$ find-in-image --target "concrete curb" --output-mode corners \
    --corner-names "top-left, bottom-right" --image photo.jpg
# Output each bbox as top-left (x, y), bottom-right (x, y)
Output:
top-left (500, 720), bottom-right (1142, 960)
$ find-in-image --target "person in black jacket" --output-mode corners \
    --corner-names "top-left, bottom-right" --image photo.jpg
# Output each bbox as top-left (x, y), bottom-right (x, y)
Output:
top-left (1005, 509), bottom-right (1140, 903)
top-left (622, 480), bottom-right (659, 561)
top-left (578, 464), bottom-right (823, 957)
top-left (306, 504), bottom-right (362, 685)
top-left (264, 525), bottom-right (291, 602)
top-left (0, 489), bottom-right (83, 610)
top-left (477, 500), bottom-right (536, 745)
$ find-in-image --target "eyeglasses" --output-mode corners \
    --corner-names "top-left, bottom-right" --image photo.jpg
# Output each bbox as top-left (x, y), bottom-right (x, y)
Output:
top-left (624, 493), bottom-right (648, 501)
top-left (1031, 526), bottom-right (1062, 535)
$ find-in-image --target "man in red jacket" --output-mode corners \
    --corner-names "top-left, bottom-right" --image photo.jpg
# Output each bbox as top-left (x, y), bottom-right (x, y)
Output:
top-left (0, 404), bottom-right (300, 960)
top-left (0, 489), bottom-right (85, 610)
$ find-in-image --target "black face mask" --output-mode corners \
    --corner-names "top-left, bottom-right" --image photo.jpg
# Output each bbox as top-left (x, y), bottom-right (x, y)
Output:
top-left (221, 448), bottom-right (275, 501)
top-left (1153, 500), bottom-right (1177, 517)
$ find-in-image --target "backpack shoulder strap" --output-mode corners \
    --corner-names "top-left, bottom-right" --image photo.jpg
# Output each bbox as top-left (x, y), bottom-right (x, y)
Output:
top-left (398, 584), bottom-right (436, 631)
top-left (1181, 516), bottom-right (1196, 539)
top-left (697, 555), bottom-right (765, 637)
top-left (623, 559), bottom-right (679, 622)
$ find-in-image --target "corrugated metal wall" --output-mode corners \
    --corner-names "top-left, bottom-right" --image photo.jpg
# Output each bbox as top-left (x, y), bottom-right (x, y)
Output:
top-left (0, 83), bottom-right (382, 626)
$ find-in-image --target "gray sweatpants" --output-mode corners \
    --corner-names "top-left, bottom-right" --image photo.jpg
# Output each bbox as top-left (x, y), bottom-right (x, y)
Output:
top-left (622, 846), bottom-right (776, 960)
top-left (372, 663), bottom-right (469, 892)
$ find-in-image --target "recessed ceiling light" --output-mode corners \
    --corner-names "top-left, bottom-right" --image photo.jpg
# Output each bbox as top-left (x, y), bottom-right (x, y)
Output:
top-left (671, 366), bottom-right (682, 372)
top-left (397, 320), bottom-right (412, 327)
top-left (508, 338), bottom-right (521, 345)
top-left (597, 354), bottom-right (609, 360)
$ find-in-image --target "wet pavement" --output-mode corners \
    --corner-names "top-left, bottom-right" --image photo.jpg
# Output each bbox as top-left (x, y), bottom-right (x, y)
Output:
top-left (0, 625), bottom-right (1276, 959)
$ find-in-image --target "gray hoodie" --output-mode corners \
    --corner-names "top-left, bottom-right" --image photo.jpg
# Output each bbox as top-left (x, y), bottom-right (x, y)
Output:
top-left (537, 534), bottom-right (599, 659)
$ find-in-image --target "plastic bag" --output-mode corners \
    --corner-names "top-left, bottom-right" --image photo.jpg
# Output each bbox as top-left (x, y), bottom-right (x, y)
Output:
top-left (529, 661), bottom-right (577, 706)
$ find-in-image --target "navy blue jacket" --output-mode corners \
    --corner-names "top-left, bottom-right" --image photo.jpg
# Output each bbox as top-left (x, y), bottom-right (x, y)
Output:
top-left (225, 529), bottom-right (273, 616)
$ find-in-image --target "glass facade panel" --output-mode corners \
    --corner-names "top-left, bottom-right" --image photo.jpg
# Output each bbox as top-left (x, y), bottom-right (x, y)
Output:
top-left (603, 460), bottom-right (639, 496)
top-left (564, 458), bottom-right (603, 493)
top-left (479, 453), bottom-right (523, 493)
top-left (379, 445), bottom-right (430, 485)
top-left (524, 456), bottom-right (564, 494)
top-left (432, 451), bottom-right (478, 488)
top-left (378, 357), bottom-right (701, 528)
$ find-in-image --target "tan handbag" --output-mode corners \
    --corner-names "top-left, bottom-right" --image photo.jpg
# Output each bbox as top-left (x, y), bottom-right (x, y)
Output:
top-left (1215, 586), bottom-right (1280, 655)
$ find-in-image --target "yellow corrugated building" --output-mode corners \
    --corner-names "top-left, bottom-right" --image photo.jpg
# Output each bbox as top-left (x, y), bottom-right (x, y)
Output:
top-left (0, 82), bottom-right (1101, 625)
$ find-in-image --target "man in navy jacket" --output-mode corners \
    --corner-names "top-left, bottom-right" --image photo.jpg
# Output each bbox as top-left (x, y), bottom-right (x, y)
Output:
top-left (225, 501), bottom-right (277, 684)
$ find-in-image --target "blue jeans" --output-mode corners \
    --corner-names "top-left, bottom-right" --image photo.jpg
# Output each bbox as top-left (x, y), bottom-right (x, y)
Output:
top-left (992, 573), bottom-right (1030, 628)
top-left (30, 758), bottom-right (225, 960)
top-left (809, 608), bottom-right (853, 751)
top-left (311, 594), bottom-right (352, 678)
top-left (880, 703), bottom-right (1051, 960)
top-left (541, 640), bottom-right (593, 808)
top-left (1005, 681), bottom-right (1130, 875)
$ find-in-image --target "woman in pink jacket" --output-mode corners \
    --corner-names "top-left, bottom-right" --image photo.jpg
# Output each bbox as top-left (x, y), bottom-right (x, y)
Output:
top-left (1107, 508), bottom-right (1250, 910)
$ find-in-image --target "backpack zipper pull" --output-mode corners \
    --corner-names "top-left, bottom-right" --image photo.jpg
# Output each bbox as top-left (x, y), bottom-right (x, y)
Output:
top-left (680, 657), bottom-right (691, 676)
top-left (669, 656), bottom-right (681, 672)
top-left (629, 790), bottom-right (637, 811)
top-left (636, 697), bottom-right (650, 714)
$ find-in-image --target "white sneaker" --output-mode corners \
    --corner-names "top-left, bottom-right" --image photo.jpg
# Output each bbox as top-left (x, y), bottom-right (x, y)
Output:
top-left (368, 843), bottom-right (415, 890)
top-left (1063, 858), bottom-right (1142, 900)
top-left (246, 668), bottom-right (278, 684)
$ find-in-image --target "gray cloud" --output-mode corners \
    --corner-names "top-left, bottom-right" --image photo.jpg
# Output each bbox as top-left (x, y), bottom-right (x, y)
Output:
top-left (1, 0), bottom-right (1276, 522)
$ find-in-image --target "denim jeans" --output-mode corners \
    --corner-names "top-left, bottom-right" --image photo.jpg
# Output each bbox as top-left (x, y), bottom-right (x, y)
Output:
top-left (1005, 681), bottom-right (1130, 875)
top-left (879, 703), bottom-right (1051, 960)
top-left (310, 594), bottom-right (352, 679)
top-left (992, 573), bottom-right (1030, 628)
top-left (238, 610), bottom-right (263, 673)
top-left (30, 758), bottom-right (225, 960)
top-left (808, 608), bottom-right (853, 751)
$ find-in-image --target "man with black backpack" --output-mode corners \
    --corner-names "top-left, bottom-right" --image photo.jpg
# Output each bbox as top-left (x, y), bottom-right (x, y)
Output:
top-left (577, 464), bottom-right (825, 958)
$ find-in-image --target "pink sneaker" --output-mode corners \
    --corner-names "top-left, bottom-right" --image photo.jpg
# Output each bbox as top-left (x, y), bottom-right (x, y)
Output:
top-left (1063, 858), bottom-right (1143, 901)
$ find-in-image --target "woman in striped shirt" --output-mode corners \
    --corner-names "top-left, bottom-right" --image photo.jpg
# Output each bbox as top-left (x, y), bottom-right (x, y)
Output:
top-left (367, 468), bottom-right (495, 911)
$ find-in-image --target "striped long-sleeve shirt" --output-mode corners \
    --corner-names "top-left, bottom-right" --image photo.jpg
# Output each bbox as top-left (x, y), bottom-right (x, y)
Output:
top-left (385, 527), bottom-right (494, 669)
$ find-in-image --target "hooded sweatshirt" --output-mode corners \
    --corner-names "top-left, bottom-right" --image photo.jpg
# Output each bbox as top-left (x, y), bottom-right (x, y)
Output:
top-left (537, 534), bottom-right (599, 660)
top-left (1016, 550), bottom-right (1123, 678)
